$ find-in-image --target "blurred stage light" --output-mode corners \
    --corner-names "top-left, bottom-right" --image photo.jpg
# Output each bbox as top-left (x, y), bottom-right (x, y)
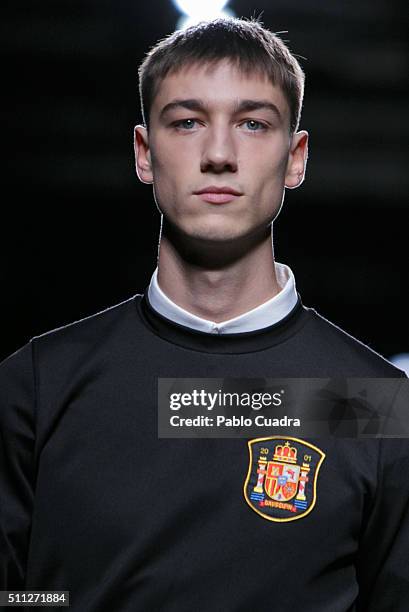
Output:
top-left (172, 0), bottom-right (235, 29)
top-left (389, 352), bottom-right (409, 376)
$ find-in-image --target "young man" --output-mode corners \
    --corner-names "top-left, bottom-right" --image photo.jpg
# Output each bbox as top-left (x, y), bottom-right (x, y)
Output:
top-left (0, 18), bottom-right (408, 611)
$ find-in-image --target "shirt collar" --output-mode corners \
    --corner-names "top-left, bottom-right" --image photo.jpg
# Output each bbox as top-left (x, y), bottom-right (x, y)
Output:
top-left (147, 262), bottom-right (298, 334)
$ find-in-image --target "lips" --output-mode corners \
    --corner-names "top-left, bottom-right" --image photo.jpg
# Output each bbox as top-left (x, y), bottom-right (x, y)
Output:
top-left (193, 185), bottom-right (243, 204)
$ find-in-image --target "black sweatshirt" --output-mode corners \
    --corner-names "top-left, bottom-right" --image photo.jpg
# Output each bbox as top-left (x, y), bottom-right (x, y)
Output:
top-left (0, 293), bottom-right (408, 611)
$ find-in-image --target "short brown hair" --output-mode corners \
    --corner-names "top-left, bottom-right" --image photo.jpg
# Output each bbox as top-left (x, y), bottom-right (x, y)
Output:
top-left (138, 17), bottom-right (305, 133)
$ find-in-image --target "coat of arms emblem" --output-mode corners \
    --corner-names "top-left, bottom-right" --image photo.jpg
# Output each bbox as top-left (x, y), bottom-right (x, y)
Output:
top-left (243, 436), bottom-right (326, 522)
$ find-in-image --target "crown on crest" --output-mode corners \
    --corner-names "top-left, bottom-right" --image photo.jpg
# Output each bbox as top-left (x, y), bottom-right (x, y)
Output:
top-left (273, 441), bottom-right (297, 464)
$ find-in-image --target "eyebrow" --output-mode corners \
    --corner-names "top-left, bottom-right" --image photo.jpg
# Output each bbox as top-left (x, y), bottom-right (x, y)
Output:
top-left (159, 98), bottom-right (282, 121)
top-left (234, 99), bottom-right (282, 120)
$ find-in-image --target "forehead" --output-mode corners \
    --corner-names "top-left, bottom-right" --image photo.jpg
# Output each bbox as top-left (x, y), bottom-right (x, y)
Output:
top-left (151, 60), bottom-right (289, 120)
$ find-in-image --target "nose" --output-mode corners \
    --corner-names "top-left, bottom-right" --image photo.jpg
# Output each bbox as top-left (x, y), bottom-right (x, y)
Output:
top-left (200, 124), bottom-right (238, 174)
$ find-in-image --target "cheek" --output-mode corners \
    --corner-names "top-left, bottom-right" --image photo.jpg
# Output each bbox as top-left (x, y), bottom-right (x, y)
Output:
top-left (249, 150), bottom-right (288, 215)
top-left (150, 140), bottom-right (188, 186)
top-left (150, 146), bottom-right (185, 213)
top-left (150, 142), bottom-right (171, 175)
top-left (245, 136), bottom-right (289, 179)
top-left (266, 140), bottom-right (290, 174)
top-left (255, 156), bottom-right (288, 195)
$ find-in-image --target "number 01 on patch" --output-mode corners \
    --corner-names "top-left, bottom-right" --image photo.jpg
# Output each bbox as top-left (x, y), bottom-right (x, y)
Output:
top-left (243, 436), bottom-right (326, 523)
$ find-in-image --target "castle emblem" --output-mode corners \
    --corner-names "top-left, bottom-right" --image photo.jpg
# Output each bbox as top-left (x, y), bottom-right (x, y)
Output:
top-left (243, 437), bottom-right (326, 522)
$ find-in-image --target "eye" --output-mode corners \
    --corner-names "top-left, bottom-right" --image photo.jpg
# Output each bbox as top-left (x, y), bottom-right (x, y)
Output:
top-left (173, 118), bottom-right (198, 130)
top-left (242, 120), bottom-right (267, 132)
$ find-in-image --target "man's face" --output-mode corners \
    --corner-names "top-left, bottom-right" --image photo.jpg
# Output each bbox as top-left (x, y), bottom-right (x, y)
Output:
top-left (135, 60), bottom-right (308, 244)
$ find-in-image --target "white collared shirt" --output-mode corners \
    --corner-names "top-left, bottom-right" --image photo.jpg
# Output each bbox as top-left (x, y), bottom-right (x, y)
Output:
top-left (147, 262), bottom-right (298, 334)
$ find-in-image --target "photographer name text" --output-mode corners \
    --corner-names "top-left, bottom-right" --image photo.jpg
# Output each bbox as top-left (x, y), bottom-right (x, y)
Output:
top-left (170, 415), bottom-right (300, 428)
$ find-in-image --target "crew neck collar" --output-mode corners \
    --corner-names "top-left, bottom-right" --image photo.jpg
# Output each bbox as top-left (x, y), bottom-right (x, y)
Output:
top-left (135, 292), bottom-right (310, 354)
top-left (147, 262), bottom-right (298, 334)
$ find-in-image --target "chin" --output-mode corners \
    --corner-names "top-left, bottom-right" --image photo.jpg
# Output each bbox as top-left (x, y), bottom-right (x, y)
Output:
top-left (185, 223), bottom-right (245, 243)
top-left (163, 214), bottom-right (255, 245)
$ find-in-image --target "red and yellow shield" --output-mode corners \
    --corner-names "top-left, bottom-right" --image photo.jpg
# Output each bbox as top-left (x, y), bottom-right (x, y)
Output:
top-left (243, 436), bottom-right (326, 522)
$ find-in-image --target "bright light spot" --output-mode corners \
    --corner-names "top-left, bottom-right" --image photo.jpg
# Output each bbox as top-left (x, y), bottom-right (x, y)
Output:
top-left (173, 0), bottom-right (229, 16)
top-left (389, 352), bottom-right (409, 376)
top-left (177, 9), bottom-right (235, 30)
top-left (172, 0), bottom-right (235, 30)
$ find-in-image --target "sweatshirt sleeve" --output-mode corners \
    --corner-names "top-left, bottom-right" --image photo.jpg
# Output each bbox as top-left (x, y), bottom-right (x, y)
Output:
top-left (0, 341), bottom-right (36, 589)
top-left (355, 437), bottom-right (409, 611)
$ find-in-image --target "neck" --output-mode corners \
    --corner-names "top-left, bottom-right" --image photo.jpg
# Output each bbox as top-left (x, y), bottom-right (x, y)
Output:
top-left (156, 223), bottom-right (280, 323)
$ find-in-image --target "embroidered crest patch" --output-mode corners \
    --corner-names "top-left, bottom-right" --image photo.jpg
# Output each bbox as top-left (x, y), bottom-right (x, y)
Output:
top-left (243, 436), bottom-right (326, 522)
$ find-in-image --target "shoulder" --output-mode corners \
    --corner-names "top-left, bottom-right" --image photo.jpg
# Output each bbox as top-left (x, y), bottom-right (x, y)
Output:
top-left (33, 294), bottom-right (141, 347)
top-left (302, 306), bottom-right (406, 377)
top-left (0, 294), bottom-right (142, 376)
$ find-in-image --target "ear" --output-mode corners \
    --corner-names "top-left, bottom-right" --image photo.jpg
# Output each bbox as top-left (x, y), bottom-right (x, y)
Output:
top-left (285, 130), bottom-right (309, 190)
top-left (134, 125), bottom-right (153, 184)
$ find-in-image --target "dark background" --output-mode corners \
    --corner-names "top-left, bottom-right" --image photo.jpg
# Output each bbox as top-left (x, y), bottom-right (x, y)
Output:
top-left (2, 0), bottom-right (408, 362)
